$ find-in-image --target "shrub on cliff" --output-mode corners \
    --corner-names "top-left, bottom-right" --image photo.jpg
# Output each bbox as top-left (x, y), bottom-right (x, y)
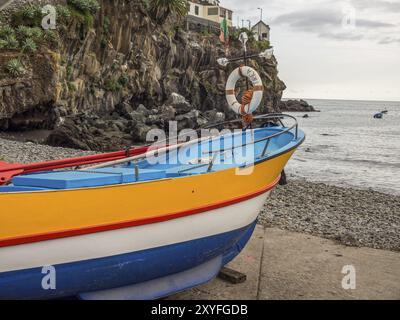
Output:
top-left (11, 4), bottom-right (43, 27)
top-left (254, 39), bottom-right (271, 52)
top-left (67, 0), bottom-right (100, 14)
top-left (0, 25), bottom-right (14, 38)
top-left (4, 59), bottom-right (25, 77)
top-left (21, 38), bottom-right (38, 54)
top-left (56, 5), bottom-right (72, 21)
top-left (0, 35), bottom-right (19, 50)
top-left (16, 26), bottom-right (43, 41)
top-left (67, 0), bottom-right (100, 30)
top-left (149, 0), bottom-right (188, 23)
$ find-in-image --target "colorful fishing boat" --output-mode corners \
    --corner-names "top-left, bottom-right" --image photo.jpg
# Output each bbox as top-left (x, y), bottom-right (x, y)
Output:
top-left (0, 113), bottom-right (304, 300)
top-left (0, 37), bottom-right (305, 299)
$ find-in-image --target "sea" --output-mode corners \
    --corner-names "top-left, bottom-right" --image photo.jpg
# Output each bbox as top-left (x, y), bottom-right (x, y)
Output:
top-left (283, 99), bottom-right (400, 196)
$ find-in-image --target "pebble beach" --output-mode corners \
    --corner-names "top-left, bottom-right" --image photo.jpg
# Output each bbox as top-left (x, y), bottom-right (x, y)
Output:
top-left (1, 136), bottom-right (399, 252)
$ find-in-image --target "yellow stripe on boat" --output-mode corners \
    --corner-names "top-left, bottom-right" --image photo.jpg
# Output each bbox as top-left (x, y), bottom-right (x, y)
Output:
top-left (0, 151), bottom-right (294, 243)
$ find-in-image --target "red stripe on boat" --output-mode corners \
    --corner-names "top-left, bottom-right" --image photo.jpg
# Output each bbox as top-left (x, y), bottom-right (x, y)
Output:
top-left (0, 176), bottom-right (280, 248)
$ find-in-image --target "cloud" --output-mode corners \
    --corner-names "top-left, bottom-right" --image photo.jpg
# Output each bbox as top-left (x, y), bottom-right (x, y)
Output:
top-left (272, 5), bottom-right (397, 43)
top-left (350, 0), bottom-right (400, 12)
top-left (319, 32), bottom-right (364, 41)
top-left (356, 19), bottom-right (395, 28)
top-left (379, 37), bottom-right (400, 45)
top-left (274, 8), bottom-right (396, 31)
top-left (273, 9), bottom-right (341, 31)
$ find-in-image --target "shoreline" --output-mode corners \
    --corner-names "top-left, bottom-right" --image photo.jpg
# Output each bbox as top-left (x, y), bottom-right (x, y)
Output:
top-left (1, 138), bottom-right (399, 252)
top-left (261, 179), bottom-right (400, 252)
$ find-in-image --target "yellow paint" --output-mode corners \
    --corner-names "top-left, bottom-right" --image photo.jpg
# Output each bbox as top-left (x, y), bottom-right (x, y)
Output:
top-left (0, 151), bottom-right (294, 241)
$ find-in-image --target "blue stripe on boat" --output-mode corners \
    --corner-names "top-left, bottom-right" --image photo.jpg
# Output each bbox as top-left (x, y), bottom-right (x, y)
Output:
top-left (0, 221), bottom-right (256, 300)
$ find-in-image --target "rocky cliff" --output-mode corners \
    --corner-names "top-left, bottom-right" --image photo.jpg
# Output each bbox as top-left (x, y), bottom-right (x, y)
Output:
top-left (0, 0), bottom-right (287, 151)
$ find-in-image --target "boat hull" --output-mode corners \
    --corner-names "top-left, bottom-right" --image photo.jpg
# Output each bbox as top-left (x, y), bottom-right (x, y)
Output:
top-left (0, 127), bottom-right (305, 299)
top-left (0, 188), bottom-right (266, 299)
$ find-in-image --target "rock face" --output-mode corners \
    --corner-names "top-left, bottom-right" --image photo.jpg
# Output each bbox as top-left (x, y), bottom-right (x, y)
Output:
top-left (0, 0), bottom-right (287, 151)
top-left (278, 99), bottom-right (316, 112)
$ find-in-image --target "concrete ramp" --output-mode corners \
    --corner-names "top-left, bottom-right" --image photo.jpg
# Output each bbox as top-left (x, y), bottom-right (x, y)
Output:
top-left (170, 226), bottom-right (400, 300)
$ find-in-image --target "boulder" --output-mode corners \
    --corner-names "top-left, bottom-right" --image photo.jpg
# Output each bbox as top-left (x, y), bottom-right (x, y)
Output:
top-left (167, 93), bottom-right (192, 115)
top-left (279, 100), bottom-right (316, 112)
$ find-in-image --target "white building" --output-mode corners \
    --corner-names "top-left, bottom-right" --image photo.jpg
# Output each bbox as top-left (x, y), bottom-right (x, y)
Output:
top-left (251, 21), bottom-right (270, 41)
top-left (188, 0), bottom-right (233, 27)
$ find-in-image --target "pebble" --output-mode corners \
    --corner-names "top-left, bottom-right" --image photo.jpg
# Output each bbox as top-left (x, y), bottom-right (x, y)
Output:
top-left (260, 179), bottom-right (400, 252)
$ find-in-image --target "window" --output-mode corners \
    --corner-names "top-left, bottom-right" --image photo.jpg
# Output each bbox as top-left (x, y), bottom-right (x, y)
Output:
top-left (208, 7), bottom-right (218, 16)
top-left (195, 5), bottom-right (199, 15)
top-left (220, 8), bottom-right (226, 18)
top-left (228, 11), bottom-right (232, 20)
top-left (262, 33), bottom-right (269, 39)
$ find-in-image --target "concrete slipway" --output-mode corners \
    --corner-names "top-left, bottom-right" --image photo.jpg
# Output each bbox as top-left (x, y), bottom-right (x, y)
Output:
top-left (169, 226), bottom-right (400, 300)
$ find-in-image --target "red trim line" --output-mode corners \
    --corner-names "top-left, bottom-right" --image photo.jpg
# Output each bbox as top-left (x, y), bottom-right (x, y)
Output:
top-left (0, 176), bottom-right (280, 248)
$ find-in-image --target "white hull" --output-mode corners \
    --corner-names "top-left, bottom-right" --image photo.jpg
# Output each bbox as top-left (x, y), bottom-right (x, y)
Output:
top-left (0, 191), bottom-right (270, 273)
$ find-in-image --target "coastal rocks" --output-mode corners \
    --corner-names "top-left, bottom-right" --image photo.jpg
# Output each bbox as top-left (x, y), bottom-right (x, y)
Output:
top-left (168, 93), bottom-right (192, 115)
top-left (1, 0), bottom-right (287, 151)
top-left (278, 100), bottom-right (317, 112)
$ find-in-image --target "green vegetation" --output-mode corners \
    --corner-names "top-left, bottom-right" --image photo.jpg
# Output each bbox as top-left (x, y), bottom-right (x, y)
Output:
top-left (103, 16), bottom-right (111, 35)
top-left (254, 39), bottom-right (271, 51)
top-left (149, 0), bottom-right (188, 23)
top-left (16, 26), bottom-right (43, 41)
top-left (0, 34), bottom-right (19, 49)
top-left (105, 78), bottom-right (123, 92)
top-left (118, 75), bottom-right (129, 87)
top-left (11, 4), bottom-right (44, 27)
top-left (0, 25), bottom-right (14, 38)
top-left (66, 64), bottom-right (74, 80)
top-left (100, 16), bottom-right (111, 47)
top-left (104, 75), bottom-right (129, 92)
top-left (68, 0), bottom-right (100, 14)
top-left (67, 81), bottom-right (77, 92)
top-left (0, 0), bottom-right (100, 56)
top-left (0, 1), bottom-right (102, 81)
top-left (21, 38), bottom-right (38, 54)
top-left (4, 59), bottom-right (25, 77)
top-left (56, 4), bottom-right (72, 22)
top-left (66, 0), bottom-right (100, 28)
top-left (43, 30), bottom-right (60, 47)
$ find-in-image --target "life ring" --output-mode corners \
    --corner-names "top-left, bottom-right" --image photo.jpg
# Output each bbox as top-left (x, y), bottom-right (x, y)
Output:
top-left (225, 66), bottom-right (263, 115)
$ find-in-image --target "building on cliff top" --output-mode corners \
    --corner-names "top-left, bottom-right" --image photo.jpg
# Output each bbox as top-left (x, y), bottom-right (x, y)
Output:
top-left (187, 0), bottom-right (233, 29)
top-left (251, 21), bottom-right (271, 41)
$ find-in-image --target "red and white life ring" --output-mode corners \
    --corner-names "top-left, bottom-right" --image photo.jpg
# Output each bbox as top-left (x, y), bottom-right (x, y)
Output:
top-left (225, 66), bottom-right (263, 115)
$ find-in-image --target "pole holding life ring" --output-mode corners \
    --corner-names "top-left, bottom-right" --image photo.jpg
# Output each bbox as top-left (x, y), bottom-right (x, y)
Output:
top-left (225, 65), bottom-right (263, 117)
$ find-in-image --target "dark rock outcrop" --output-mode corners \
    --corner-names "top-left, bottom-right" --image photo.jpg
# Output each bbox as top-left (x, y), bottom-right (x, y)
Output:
top-left (278, 99), bottom-right (317, 112)
top-left (1, 0), bottom-right (287, 151)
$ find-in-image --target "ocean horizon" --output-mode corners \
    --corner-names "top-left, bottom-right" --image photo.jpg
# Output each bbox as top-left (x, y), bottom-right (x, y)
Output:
top-left (283, 97), bottom-right (400, 104)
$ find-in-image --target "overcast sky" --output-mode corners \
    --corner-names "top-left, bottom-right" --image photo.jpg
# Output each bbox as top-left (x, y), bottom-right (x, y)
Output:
top-left (221, 0), bottom-right (400, 101)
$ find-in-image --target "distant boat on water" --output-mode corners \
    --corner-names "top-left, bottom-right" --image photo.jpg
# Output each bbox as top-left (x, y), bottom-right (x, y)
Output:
top-left (374, 113), bottom-right (383, 119)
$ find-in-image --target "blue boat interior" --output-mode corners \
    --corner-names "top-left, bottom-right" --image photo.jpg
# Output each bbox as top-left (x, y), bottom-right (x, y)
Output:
top-left (1, 126), bottom-right (304, 192)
